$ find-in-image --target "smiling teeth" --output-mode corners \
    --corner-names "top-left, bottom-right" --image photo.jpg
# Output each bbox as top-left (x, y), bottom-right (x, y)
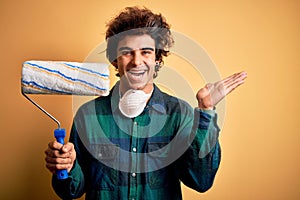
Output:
top-left (129, 71), bottom-right (145, 75)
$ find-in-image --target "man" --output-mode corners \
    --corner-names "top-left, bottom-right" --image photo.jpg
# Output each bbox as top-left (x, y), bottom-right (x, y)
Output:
top-left (45, 6), bottom-right (247, 200)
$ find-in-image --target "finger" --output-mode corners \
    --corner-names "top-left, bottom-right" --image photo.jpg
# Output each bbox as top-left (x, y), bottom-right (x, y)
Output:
top-left (224, 77), bottom-right (246, 94)
top-left (220, 72), bottom-right (247, 95)
top-left (45, 156), bottom-right (72, 165)
top-left (222, 71), bottom-right (247, 85)
top-left (45, 156), bottom-right (73, 173)
top-left (46, 162), bottom-right (72, 172)
top-left (44, 145), bottom-right (59, 157)
top-left (61, 142), bottom-right (75, 153)
top-left (234, 71), bottom-right (247, 81)
top-left (221, 72), bottom-right (240, 84)
top-left (45, 148), bottom-right (71, 158)
top-left (222, 71), bottom-right (247, 88)
top-left (48, 141), bottom-right (63, 151)
top-left (44, 148), bottom-right (53, 157)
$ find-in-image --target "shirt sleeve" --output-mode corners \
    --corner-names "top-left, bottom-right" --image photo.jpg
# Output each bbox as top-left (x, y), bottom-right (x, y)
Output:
top-left (178, 108), bottom-right (221, 192)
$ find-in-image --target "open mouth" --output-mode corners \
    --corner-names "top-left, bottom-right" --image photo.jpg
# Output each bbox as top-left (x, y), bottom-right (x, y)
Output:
top-left (127, 70), bottom-right (147, 81)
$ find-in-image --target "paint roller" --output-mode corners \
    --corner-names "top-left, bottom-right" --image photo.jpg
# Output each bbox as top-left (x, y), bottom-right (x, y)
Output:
top-left (21, 60), bottom-right (110, 179)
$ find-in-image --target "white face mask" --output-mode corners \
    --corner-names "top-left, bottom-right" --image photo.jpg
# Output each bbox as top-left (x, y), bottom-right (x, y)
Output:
top-left (119, 89), bottom-right (152, 118)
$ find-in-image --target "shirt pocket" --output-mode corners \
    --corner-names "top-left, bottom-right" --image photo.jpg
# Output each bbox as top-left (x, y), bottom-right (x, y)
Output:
top-left (147, 169), bottom-right (171, 189)
top-left (89, 144), bottom-right (119, 191)
top-left (147, 142), bottom-right (172, 189)
top-left (90, 143), bottom-right (119, 160)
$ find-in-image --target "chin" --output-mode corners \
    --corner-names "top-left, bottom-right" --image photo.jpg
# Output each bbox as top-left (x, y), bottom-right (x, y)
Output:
top-left (120, 75), bottom-right (153, 91)
top-left (128, 83), bottom-right (147, 90)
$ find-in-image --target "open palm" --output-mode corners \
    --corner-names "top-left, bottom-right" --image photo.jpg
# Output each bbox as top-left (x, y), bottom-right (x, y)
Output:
top-left (196, 71), bottom-right (247, 109)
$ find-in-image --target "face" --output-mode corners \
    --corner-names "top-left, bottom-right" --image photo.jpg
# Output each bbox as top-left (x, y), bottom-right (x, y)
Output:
top-left (116, 34), bottom-right (156, 93)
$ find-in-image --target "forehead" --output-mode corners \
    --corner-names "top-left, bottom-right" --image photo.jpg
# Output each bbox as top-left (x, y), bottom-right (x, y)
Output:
top-left (117, 34), bottom-right (155, 49)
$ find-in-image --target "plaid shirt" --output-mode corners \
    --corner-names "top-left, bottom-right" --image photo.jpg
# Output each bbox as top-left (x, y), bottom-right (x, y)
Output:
top-left (52, 83), bottom-right (221, 200)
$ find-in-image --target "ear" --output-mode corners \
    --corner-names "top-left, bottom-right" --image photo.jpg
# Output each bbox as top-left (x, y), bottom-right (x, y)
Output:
top-left (155, 58), bottom-right (163, 65)
top-left (111, 60), bottom-right (118, 67)
top-left (111, 61), bottom-right (120, 77)
top-left (155, 61), bottom-right (161, 71)
top-left (153, 61), bottom-right (161, 78)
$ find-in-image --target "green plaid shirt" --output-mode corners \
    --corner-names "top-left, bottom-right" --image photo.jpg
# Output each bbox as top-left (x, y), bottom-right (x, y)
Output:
top-left (52, 83), bottom-right (221, 200)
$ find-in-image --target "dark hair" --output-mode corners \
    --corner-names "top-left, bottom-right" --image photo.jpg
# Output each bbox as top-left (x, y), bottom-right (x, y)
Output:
top-left (105, 6), bottom-right (174, 76)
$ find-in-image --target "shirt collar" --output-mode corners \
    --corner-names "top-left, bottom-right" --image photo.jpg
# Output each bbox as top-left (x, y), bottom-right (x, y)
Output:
top-left (146, 85), bottom-right (167, 114)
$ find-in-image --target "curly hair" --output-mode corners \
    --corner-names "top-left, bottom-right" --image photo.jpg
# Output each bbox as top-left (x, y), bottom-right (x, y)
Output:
top-left (105, 6), bottom-right (174, 76)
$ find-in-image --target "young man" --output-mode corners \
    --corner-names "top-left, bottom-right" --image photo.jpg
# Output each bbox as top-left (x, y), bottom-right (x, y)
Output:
top-left (45, 6), bottom-right (247, 200)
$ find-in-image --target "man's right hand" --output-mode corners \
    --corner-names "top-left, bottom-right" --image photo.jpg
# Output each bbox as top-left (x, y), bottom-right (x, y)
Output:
top-left (45, 141), bottom-right (76, 174)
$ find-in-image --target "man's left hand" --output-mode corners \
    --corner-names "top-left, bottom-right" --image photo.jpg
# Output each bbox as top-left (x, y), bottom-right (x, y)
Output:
top-left (196, 71), bottom-right (247, 110)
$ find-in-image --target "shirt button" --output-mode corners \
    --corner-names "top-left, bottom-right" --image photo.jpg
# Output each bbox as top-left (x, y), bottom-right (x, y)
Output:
top-left (132, 147), bottom-right (137, 152)
top-left (132, 173), bottom-right (136, 177)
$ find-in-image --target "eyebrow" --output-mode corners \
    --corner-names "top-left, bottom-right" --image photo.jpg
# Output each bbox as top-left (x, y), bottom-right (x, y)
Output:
top-left (118, 47), bottom-right (155, 52)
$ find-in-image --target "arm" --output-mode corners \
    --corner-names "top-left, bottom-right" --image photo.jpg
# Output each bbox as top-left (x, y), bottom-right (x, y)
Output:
top-left (46, 123), bottom-right (86, 199)
top-left (179, 71), bottom-right (247, 192)
top-left (179, 109), bottom-right (221, 192)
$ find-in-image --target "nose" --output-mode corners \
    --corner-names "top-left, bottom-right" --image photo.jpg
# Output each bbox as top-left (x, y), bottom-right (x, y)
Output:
top-left (132, 51), bottom-right (142, 66)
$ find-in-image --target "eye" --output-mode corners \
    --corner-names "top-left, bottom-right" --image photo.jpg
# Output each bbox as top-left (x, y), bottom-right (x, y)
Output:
top-left (120, 50), bottom-right (132, 56)
top-left (141, 50), bottom-right (153, 55)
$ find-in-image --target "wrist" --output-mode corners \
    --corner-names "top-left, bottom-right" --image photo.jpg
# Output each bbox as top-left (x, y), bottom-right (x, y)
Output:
top-left (198, 104), bottom-right (214, 110)
top-left (197, 98), bottom-right (214, 110)
top-left (195, 107), bottom-right (216, 117)
top-left (199, 107), bottom-right (214, 111)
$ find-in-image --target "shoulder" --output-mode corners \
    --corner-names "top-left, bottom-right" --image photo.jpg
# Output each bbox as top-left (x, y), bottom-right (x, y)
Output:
top-left (152, 85), bottom-right (193, 115)
top-left (75, 94), bottom-right (111, 117)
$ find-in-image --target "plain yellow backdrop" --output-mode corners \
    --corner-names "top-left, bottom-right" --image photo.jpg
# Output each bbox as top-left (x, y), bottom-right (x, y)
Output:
top-left (1, 0), bottom-right (299, 199)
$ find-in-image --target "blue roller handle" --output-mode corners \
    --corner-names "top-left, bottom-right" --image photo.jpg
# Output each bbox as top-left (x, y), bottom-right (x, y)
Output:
top-left (54, 128), bottom-right (68, 180)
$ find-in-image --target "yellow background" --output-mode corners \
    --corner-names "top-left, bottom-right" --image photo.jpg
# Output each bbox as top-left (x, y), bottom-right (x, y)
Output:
top-left (1, 0), bottom-right (300, 199)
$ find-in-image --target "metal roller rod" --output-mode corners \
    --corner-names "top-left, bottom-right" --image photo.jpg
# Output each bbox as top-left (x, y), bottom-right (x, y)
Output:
top-left (21, 90), bottom-right (61, 129)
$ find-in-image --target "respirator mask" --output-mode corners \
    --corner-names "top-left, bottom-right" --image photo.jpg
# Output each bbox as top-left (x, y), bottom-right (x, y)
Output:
top-left (119, 89), bottom-right (152, 118)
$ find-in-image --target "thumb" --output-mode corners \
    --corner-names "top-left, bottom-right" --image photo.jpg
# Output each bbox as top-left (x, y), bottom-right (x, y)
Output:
top-left (61, 142), bottom-right (74, 153)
